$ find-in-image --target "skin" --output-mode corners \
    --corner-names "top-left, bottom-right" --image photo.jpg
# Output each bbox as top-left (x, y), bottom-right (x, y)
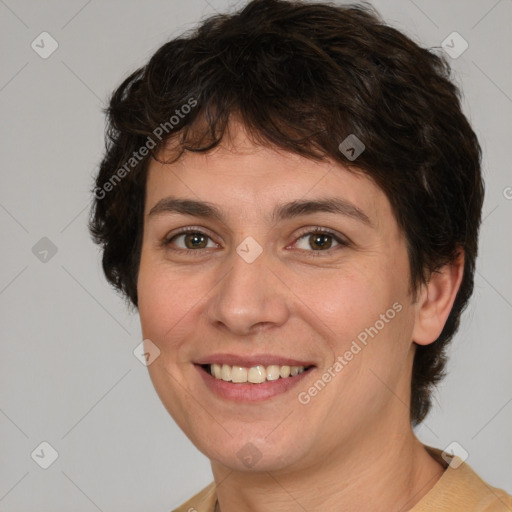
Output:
top-left (137, 119), bottom-right (464, 512)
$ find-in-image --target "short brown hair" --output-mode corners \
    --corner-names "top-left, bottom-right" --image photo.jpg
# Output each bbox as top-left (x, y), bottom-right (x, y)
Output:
top-left (89, 0), bottom-right (484, 425)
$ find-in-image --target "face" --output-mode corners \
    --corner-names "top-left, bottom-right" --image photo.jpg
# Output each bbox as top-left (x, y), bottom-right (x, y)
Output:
top-left (137, 122), bottom-right (419, 473)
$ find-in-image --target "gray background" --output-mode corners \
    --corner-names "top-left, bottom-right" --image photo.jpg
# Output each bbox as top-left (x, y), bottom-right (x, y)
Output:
top-left (1, 0), bottom-right (511, 510)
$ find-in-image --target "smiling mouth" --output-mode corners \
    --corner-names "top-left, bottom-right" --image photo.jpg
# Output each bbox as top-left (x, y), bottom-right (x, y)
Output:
top-left (200, 363), bottom-right (314, 384)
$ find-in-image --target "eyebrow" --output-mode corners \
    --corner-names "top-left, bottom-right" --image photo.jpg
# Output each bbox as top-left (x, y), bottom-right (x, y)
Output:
top-left (148, 196), bottom-right (372, 226)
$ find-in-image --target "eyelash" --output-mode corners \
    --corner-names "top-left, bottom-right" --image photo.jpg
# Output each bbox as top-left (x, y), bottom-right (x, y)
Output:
top-left (162, 226), bottom-right (349, 257)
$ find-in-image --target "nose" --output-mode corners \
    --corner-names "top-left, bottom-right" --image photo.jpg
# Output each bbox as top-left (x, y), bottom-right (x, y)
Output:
top-left (205, 245), bottom-right (290, 336)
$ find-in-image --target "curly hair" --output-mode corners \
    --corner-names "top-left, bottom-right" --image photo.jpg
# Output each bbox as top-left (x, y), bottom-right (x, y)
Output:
top-left (89, 0), bottom-right (484, 426)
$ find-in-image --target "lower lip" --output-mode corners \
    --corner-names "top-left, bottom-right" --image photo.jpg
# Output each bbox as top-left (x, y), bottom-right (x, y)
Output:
top-left (195, 364), bottom-right (315, 402)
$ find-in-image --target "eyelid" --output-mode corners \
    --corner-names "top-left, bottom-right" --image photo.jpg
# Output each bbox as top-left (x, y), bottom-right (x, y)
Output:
top-left (162, 225), bottom-right (350, 254)
top-left (163, 225), bottom-right (217, 242)
top-left (293, 226), bottom-right (350, 245)
top-left (290, 227), bottom-right (350, 255)
top-left (162, 226), bottom-right (220, 250)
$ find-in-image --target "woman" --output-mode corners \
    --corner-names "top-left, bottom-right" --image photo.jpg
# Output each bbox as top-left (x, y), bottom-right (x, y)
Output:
top-left (89, 1), bottom-right (512, 510)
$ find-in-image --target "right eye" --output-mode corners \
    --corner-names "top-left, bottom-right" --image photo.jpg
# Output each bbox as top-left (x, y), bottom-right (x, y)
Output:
top-left (163, 228), bottom-right (219, 252)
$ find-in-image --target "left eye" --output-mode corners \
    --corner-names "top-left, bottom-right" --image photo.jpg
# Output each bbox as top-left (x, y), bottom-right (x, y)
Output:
top-left (294, 230), bottom-right (346, 252)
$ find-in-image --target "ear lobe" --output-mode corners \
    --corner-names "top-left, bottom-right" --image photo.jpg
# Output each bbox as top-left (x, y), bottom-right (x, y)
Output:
top-left (412, 250), bottom-right (465, 346)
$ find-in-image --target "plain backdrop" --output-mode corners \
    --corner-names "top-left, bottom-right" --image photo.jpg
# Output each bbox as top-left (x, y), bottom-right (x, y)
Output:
top-left (1, 0), bottom-right (511, 510)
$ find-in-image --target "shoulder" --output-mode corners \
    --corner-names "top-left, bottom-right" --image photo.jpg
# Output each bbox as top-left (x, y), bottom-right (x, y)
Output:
top-left (172, 482), bottom-right (217, 512)
top-left (414, 446), bottom-right (512, 512)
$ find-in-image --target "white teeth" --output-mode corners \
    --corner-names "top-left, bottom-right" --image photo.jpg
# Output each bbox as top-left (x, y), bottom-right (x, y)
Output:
top-left (266, 365), bottom-right (280, 381)
top-left (280, 365), bottom-right (291, 378)
top-left (209, 363), bottom-right (307, 383)
top-left (221, 364), bottom-right (232, 381)
top-left (231, 366), bottom-right (247, 383)
top-left (213, 364), bottom-right (222, 379)
top-left (247, 365), bottom-right (266, 383)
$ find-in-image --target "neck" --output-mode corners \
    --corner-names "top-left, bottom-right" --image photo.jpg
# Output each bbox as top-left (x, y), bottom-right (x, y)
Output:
top-left (211, 428), bottom-right (445, 512)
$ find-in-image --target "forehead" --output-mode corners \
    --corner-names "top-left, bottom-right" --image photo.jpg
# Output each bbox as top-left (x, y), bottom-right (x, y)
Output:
top-left (144, 125), bottom-right (393, 229)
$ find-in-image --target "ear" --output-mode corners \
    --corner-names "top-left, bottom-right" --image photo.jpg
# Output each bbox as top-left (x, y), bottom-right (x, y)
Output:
top-left (412, 250), bottom-right (465, 346)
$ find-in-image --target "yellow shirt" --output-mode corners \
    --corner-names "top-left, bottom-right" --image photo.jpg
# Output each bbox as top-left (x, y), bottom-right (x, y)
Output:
top-left (173, 445), bottom-right (512, 511)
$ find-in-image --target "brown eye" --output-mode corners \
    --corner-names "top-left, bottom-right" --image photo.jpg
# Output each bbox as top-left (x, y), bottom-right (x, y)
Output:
top-left (308, 233), bottom-right (334, 250)
top-left (164, 229), bottom-right (217, 251)
top-left (182, 232), bottom-right (209, 249)
top-left (293, 228), bottom-right (349, 255)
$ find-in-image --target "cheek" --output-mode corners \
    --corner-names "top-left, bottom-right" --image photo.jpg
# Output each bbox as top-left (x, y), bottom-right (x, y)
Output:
top-left (294, 257), bottom-right (413, 381)
top-left (137, 255), bottom-right (183, 344)
top-left (304, 271), bottom-right (414, 425)
top-left (136, 256), bottom-right (212, 358)
top-left (292, 263), bottom-right (393, 343)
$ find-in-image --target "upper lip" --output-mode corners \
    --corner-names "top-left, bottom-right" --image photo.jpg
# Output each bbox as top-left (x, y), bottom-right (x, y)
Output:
top-left (194, 353), bottom-right (316, 368)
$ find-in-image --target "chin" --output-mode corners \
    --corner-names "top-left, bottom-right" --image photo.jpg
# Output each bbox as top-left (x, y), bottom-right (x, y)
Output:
top-left (193, 428), bottom-right (309, 473)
